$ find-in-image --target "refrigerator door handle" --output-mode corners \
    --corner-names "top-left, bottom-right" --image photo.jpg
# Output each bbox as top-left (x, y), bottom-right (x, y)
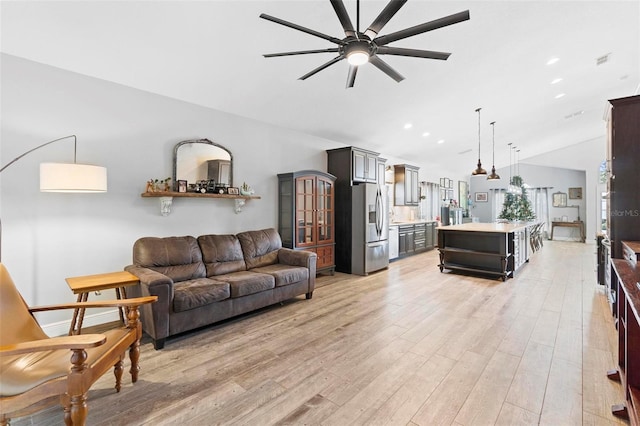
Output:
top-left (375, 187), bottom-right (383, 237)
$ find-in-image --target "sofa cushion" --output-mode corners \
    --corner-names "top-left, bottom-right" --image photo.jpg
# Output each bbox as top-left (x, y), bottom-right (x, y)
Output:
top-left (133, 236), bottom-right (205, 282)
top-left (215, 271), bottom-right (275, 298)
top-left (251, 264), bottom-right (309, 287)
top-left (237, 228), bottom-right (282, 270)
top-left (173, 278), bottom-right (230, 312)
top-left (198, 234), bottom-right (247, 276)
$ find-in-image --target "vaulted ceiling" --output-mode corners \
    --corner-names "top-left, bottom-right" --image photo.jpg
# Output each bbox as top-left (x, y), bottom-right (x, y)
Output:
top-left (2, 1), bottom-right (638, 177)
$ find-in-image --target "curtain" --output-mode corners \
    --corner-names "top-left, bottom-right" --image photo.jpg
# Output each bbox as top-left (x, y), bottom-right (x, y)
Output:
top-left (492, 189), bottom-right (506, 221)
top-left (420, 182), bottom-right (440, 220)
top-left (528, 187), bottom-right (550, 234)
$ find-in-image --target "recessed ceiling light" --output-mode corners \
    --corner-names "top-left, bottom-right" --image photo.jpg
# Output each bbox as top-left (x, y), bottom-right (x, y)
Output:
top-left (555, 93), bottom-right (566, 99)
top-left (547, 57), bottom-right (560, 65)
top-left (404, 123), bottom-right (412, 129)
top-left (422, 132), bottom-right (430, 137)
top-left (437, 139), bottom-right (445, 144)
top-left (551, 78), bottom-right (563, 84)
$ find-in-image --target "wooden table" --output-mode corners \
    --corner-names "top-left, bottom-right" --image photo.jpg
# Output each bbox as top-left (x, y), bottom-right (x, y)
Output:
top-left (65, 271), bottom-right (140, 335)
top-left (550, 221), bottom-right (585, 242)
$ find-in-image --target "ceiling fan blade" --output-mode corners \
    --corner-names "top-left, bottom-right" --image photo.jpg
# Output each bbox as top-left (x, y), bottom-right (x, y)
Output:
top-left (346, 65), bottom-right (358, 88)
top-left (369, 55), bottom-right (404, 82)
top-left (260, 13), bottom-right (345, 45)
top-left (299, 55), bottom-right (345, 80)
top-left (364, 0), bottom-right (408, 39)
top-left (264, 48), bottom-right (340, 58)
top-left (330, 0), bottom-right (356, 37)
top-left (374, 10), bottom-right (470, 46)
top-left (376, 46), bottom-right (450, 60)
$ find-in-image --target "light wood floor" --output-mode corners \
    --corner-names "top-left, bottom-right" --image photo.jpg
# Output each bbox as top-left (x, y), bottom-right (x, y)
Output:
top-left (16, 241), bottom-right (625, 425)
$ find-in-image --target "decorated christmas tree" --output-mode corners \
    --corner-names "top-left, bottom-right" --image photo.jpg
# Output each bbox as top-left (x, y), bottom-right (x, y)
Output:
top-left (498, 175), bottom-right (536, 221)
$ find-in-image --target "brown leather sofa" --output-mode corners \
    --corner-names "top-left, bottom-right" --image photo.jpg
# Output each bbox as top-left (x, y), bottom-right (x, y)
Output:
top-left (125, 228), bottom-right (316, 349)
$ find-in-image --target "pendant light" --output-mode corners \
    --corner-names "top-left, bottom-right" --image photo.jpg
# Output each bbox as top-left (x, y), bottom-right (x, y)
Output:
top-left (471, 107), bottom-right (487, 175)
top-left (487, 121), bottom-right (500, 180)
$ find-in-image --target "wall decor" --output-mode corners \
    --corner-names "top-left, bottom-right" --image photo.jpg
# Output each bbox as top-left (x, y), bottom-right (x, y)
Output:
top-left (475, 192), bottom-right (488, 202)
top-left (552, 192), bottom-right (567, 207)
top-left (568, 187), bottom-right (582, 199)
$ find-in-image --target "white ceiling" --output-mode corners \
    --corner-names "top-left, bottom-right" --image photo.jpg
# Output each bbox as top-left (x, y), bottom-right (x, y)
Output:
top-left (2, 1), bottom-right (639, 177)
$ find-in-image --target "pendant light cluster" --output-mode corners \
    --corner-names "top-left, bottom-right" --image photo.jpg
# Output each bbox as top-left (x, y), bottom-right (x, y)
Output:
top-left (507, 142), bottom-right (522, 195)
top-left (471, 107), bottom-right (501, 180)
top-left (471, 108), bottom-right (486, 176)
top-left (487, 121), bottom-right (500, 180)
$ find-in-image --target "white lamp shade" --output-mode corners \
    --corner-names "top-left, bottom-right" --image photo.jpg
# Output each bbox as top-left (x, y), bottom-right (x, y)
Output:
top-left (40, 163), bottom-right (107, 192)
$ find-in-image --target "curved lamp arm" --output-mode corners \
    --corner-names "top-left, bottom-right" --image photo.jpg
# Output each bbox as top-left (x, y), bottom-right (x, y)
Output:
top-left (0, 135), bottom-right (107, 262)
top-left (0, 135), bottom-right (77, 173)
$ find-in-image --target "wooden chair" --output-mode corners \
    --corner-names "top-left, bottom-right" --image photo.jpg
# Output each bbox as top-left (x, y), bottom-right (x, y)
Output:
top-left (0, 264), bottom-right (156, 425)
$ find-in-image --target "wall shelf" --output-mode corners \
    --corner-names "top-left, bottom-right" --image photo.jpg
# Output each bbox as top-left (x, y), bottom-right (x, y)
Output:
top-left (141, 191), bottom-right (261, 215)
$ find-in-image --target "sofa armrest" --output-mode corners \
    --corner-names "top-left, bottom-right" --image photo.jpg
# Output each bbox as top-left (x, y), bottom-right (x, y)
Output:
top-left (124, 265), bottom-right (173, 343)
top-left (277, 248), bottom-right (317, 270)
top-left (278, 248), bottom-right (317, 295)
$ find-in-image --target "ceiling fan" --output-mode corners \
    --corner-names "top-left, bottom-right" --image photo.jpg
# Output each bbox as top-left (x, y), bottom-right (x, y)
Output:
top-left (260, 0), bottom-right (470, 88)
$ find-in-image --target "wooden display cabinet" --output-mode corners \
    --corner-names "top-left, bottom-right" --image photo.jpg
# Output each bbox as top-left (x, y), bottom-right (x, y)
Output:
top-left (278, 170), bottom-right (336, 275)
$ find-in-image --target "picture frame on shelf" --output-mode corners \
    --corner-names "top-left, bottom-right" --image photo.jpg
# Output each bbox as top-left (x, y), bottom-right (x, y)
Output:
top-left (475, 192), bottom-right (488, 202)
top-left (177, 180), bottom-right (187, 193)
top-left (568, 187), bottom-right (582, 199)
top-left (227, 187), bottom-right (239, 195)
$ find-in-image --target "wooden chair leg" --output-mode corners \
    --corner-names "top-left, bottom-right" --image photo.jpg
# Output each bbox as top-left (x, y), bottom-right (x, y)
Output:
top-left (129, 340), bottom-right (141, 383)
top-left (114, 357), bottom-right (124, 392)
top-left (69, 393), bottom-right (88, 425)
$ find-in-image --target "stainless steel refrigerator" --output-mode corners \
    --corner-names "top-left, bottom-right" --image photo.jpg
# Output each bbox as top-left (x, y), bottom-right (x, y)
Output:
top-left (351, 182), bottom-right (389, 275)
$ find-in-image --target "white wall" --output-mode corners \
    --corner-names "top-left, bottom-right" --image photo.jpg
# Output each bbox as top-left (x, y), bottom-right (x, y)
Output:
top-left (1, 54), bottom-right (449, 333)
top-left (0, 54), bottom-right (333, 330)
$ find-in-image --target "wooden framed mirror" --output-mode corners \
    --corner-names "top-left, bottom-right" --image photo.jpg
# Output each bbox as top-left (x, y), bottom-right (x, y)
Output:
top-left (552, 192), bottom-right (567, 207)
top-left (173, 139), bottom-right (233, 189)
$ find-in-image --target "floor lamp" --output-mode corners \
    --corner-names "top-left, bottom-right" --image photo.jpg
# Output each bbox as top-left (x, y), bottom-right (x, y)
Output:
top-left (0, 135), bottom-right (108, 262)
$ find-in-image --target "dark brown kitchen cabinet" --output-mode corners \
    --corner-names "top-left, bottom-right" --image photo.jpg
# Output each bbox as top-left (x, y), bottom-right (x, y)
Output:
top-left (394, 164), bottom-right (420, 206)
top-left (278, 170), bottom-right (336, 275)
top-left (607, 95), bottom-right (640, 259)
top-left (327, 146), bottom-right (380, 185)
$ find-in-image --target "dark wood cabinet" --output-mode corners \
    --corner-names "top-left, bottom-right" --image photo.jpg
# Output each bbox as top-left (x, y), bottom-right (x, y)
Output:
top-left (425, 222), bottom-right (435, 248)
top-left (608, 95), bottom-right (640, 259)
top-left (394, 164), bottom-right (420, 206)
top-left (398, 225), bottom-right (415, 256)
top-left (396, 222), bottom-right (436, 257)
top-left (608, 255), bottom-right (640, 422)
top-left (327, 147), bottom-right (386, 274)
top-left (437, 223), bottom-right (532, 281)
top-left (277, 170), bottom-right (336, 275)
top-left (327, 146), bottom-right (380, 185)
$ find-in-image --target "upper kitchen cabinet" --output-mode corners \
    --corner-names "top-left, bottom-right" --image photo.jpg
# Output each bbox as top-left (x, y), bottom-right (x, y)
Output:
top-left (327, 146), bottom-right (380, 185)
top-left (607, 95), bottom-right (640, 258)
top-left (394, 164), bottom-right (420, 206)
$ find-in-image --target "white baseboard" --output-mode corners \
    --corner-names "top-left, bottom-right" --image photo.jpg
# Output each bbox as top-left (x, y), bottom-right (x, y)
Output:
top-left (41, 309), bottom-right (120, 337)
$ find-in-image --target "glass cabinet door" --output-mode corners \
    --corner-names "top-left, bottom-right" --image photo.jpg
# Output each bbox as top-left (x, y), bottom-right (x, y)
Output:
top-left (317, 176), bottom-right (334, 245)
top-left (295, 176), bottom-right (316, 247)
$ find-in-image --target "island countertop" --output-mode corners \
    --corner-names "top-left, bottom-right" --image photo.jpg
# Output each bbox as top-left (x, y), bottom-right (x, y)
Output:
top-left (436, 222), bottom-right (535, 233)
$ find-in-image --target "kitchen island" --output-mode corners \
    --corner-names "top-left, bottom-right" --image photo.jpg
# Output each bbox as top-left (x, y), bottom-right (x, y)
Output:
top-left (437, 222), bottom-right (534, 281)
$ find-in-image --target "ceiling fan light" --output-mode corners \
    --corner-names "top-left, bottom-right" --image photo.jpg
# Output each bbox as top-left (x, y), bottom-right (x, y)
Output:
top-left (347, 50), bottom-right (369, 66)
